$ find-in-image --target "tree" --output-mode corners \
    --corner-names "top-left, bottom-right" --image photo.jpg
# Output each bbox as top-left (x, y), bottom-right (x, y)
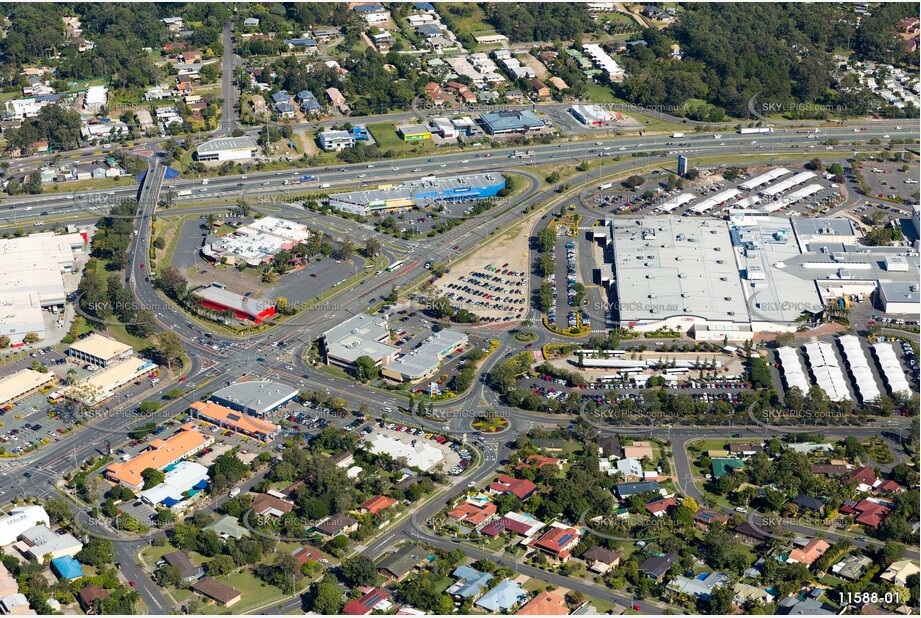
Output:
top-left (706, 585), bottom-right (736, 615)
top-left (156, 266), bottom-right (188, 301)
top-left (155, 331), bottom-right (184, 372)
top-left (155, 564), bottom-right (182, 588)
top-left (311, 575), bottom-right (344, 614)
top-left (23, 332), bottom-right (40, 344)
top-left (208, 555), bottom-right (236, 576)
top-left (76, 538), bottom-right (115, 567)
top-left (363, 237), bottom-right (381, 258)
top-left (353, 355), bottom-right (380, 382)
top-left (682, 497), bottom-right (699, 513)
top-left (141, 468), bottom-right (165, 488)
top-left (339, 555), bottom-right (376, 587)
top-left (0, 336), bottom-right (10, 348)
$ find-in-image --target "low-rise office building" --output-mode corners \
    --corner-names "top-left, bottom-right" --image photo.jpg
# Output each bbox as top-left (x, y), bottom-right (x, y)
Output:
top-left (381, 330), bottom-right (467, 382)
top-left (66, 333), bottom-right (133, 367)
top-left (65, 357), bottom-right (156, 406)
top-left (189, 400), bottom-right (279, 440)
top-left (194, 286), bottom-right (276, 323)
top-left (137, 461), bottom-right (210, 508)
top-left (105, 426), bottom-right (212, 490)
top-left (322, 314), bottom-right (399, 370)
top-left (317, 129), bottom-right (355, 151)
top-left (477, 110), bottom-right (544, 134)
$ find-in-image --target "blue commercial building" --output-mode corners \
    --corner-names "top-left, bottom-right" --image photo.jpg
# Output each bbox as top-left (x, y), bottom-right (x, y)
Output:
top-left (328, 173), bottom-right (505, 216)
top-left (477, 110), bottom-right (545, 135)
top-left (351, 126), bottom-right (369, 141)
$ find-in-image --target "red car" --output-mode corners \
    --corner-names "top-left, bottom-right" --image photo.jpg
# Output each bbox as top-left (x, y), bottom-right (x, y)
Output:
top-left (452, 245), bottom-right (460, 251)
top-left (140, 263), bottom-right (145, 270)
top-left (632, 605), bottom-right (641, 611)
top-left (129, 581), bottom-right (136, 588)
top-left (178, 376), bottom-right (187, 382)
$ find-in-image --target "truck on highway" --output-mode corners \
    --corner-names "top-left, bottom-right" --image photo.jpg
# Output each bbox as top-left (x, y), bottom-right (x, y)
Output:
top-left (598, 182), bottom-right (613, 191)
top-left (301, 175), bottom-right (317, 182)
top-left (671, 132), bottom-right (685, 138)
top-left (177, 189), bottom-right (192, 197)
top-left (713, 134), bottom-right (722, 139)
top-left (320, 183), bottom-right (331, 189)
top-left (738, 127), bottom-right (774, 135)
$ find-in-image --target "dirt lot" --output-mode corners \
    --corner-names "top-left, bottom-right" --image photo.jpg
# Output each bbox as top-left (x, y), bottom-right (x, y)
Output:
top-left (432, 209), bottom-right (544, 321)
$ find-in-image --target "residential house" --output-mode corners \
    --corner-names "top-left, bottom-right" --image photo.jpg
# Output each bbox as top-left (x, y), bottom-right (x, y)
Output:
top-left (832, 554), bottom-right (873, 581)
top-left (516, 590), bottom-right (569, 615)
top-left (357, 496), bottom-right (398, 516)
top-left (733, 521), bottom-right (770, 545)
top-left (475, 579), bottom-right (527, 613)
top-left (732, 583), bottom-right (775, 607)
top-left (377, 544), bottom-right (427, 582)
top-left (549, 76), bottom-right (569, 91)
top-left (615, 481), bottom-right (659, 498)
top-left (811, 464), bottom-right (848, 477)
top-left (515, 454), bottom-right (562, 471)
top-left (623, 441), bottom-right (654, 459)
top-left (243, 17), bottom-right (260, 27)
top-left (77, 586), bottom-right (110, 614)
top-left (840, 499), bottom-right (892, 528)
top-left (343, 587), bottom-right (391, 615)
top-left (190, 578), bottom-right (241, 607)
top-left (728, 443), bottom-right (762, 457)
top-left (447, 565), bottom-right (493, 600)
top-left (777, 597), bottom-right (834, 615)
top-left (787, 539), bottom-right (830, 567)
top-left (581, 546), bottom-right (623, 574)
top-left (851, 467), bottom-right (878, 492)
top-left (250, 94), bottom-right (267, 116)
top-left (291, 546), bottom-right (328, 566)
top-left (353, 3), bottom-right (390, 24)
top-left (880, 560), bottom-right (920, 587)
top-left (667, 572), bottom-right (729, 600)
top-left (314, 513), bottom-right (359, 538)
top-left (639, 552), bottom-right (679, 582)
top-left (530, 525), bottom-right (580, 562)
top-left (480, 511), bottom-right (544, 538)
top-left (488, 475), bottom-right (538, 500)
top-left (283, 38), bottom-right (319, 54)
top-left (163, 551), bottom-right (204, 583)
top-left (693, 508), bottom-right (729, 529)
top-left (203, 515), bottom-right (249, 541)
top-left (791, 494), bottom-right (826, 515)
top-left (250, 493), bottom-right (295, 518)
top-left (530, 79), bottom-right (551, 100)
top-left (448, 501), bottom-right (496, 527)
top-left (326, 87), bottom-right (348, 112)
top-left (598, 435), bottom-right (623, 458)
top-left (646, 497), bottom-right (678, 517)
top-left (712, 458), bottom-right (745, 479)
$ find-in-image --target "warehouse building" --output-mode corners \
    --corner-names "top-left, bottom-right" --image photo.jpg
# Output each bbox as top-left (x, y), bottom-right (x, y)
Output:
top-left (189, 400), bottom-right (279, 440)
top-left (0, 231), bottom-right (88, 310)
top-left (381, 330), bottom-right (468, 382)
top-left (208, 380), bottom-right (298, 417)
top-left (195, 136), bottom-right (259, 162)
top-left (322, 314), bottom-right (399, 370)
top-left (0, 368), bottom-right (54, 408)
top-left (0, 292), bottom-right (46, 346)
top-left (66, 333), bottom-right (133, 367)
top-left (105, 425), bottom-right (212, 490)
top-left (569, 104), bottom-right (620, 126)
top-left (366, 433), bottom-right (444, 471)
top-left (877, 281), bottom-right (920, 314)
top-left (194, 285), bottom-right (276, 323)
top-left (476, 110), bottom-right (545, 135)
top-left (328, 173), bottom-right (505, 216)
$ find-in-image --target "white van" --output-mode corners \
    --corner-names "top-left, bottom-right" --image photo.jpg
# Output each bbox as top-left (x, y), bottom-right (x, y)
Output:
top-left (229, 487), bottom-right (241, 498)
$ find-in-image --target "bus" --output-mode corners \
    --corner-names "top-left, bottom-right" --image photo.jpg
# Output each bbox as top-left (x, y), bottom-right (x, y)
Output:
top-left (386, 260), bottom-right (405, 272)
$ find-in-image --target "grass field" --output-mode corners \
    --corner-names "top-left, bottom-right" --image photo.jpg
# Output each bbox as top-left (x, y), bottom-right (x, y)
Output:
top-left (367, 122), bottom-right (437, 155)
top-left (216, 571), bottom-right (287, 615)
top-left (438, 3), bottom-right (493, 37)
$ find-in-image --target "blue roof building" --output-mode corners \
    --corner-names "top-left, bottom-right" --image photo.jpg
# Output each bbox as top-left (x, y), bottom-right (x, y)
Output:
top-left (51, 556), bottom-right (84, 580)
top-left (354, 3), bottom-right (386, 13)
top-left (414, 2), bottom-right (435, 10)
top-left (615, 481), bottom-right (660, 498)
top-left (271, 91), bottom-right (291, 105)
top-left (296, 90), bottom-right (317, 103)
top-left (447, 565), bottom-right (493, 599)
top-left (474, 579), bottom-right (526, 612)
top-left (301, 99), bottom-right (322, 114)
top-left (284, 38), bottom-right (318, 48)
top-left (476, 110), bottom-right (545, 135)
top-left (351, 126), bottom-right (369, 140)
top-left (416, 24), bottom-right (442, 38)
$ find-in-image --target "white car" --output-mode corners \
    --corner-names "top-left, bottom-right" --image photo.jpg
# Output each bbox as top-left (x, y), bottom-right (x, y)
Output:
top-left (618, 147), bottom-right (626, 151)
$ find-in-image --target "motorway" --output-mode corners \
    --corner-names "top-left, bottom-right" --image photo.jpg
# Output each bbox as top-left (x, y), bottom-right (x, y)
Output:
top-left (0, 117), bottom-right (917, 614)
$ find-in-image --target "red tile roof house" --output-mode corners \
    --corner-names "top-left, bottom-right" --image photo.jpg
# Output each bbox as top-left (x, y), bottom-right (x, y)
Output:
top-left (841, 499), bottom-right (893, 529)
top-left (343, 587), bottom-right (390, 615)
top-left (251, 494), bottom-right (295, 518)
top-left (876, 480), bottom-right (903, 495)
top-left (357, 495), bottom-right (398, 515)
top-left (646, 497), bottom-right (679, 517)
top-left (488, 475), bottom-right (538, 500)
top-left (448, 502), bottom-right (497, 527)
top-left (530, 525), bottom-right (580, 562)
top-left (515, 455), bottom-right (562, 471)
top-left (291, 546), bottom-right (328, 566)
top-left (787, 539), bottom-right (830, 567)
top-left (850, 467), bottom-right (878, 491)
